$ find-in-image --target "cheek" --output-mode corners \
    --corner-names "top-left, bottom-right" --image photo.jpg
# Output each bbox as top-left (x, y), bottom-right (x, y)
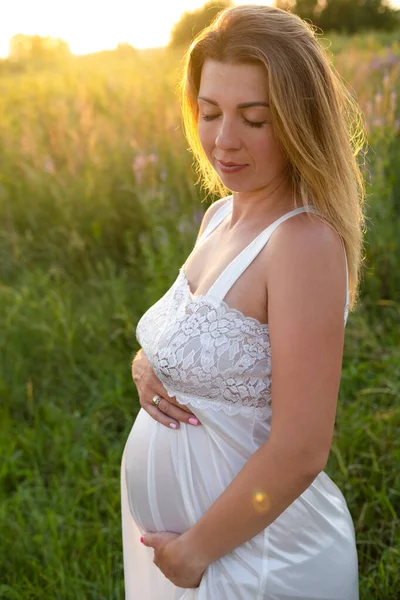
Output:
top-left (254, 130), bottom-right (286, 164)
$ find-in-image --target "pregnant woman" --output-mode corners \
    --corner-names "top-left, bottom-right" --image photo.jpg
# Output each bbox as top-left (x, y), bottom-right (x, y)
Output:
top-left (120, 5), bottom-right (365, 599)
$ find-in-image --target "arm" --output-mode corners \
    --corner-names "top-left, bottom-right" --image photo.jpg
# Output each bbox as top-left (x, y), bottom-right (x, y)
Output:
top-left (174, 215), bottom-right (348, 569)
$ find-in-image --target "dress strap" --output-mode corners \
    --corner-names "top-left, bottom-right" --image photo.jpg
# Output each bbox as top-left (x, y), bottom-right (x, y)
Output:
top-left (189, 198), bottom-right (349, 325)
top-left (339, 237), bottom-right (350, 324)
top-left (194, 196), bottom-right (233, 248)
top-left (207, 206), bottom-right (315, 301)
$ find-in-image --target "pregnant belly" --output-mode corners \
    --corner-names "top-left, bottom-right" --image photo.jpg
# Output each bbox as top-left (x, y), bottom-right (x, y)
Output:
top-left (123, 407), bottom-right (251, 535)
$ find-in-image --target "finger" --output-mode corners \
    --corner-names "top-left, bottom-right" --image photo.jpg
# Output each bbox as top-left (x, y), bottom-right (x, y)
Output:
top-left (151, 387), bottom-right (193, 414)
top-left (144, 399), bottom-right (201, 429)
top-left (156, 397), bottom-right (202, 426)
top-left (144, 385), bottom-right (197, 416)
top-left (144, 402), bottom-right (182, 430)
top-left (141, 534), bottom-right (155, 548)
top-left (159, 395), bottom-right (196, 415)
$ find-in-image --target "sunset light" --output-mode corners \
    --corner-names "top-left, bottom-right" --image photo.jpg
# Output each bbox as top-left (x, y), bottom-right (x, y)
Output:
top-left (1, 0), bottom-right (400, 58)
top-left (0, 0), bottom-right (278, 58)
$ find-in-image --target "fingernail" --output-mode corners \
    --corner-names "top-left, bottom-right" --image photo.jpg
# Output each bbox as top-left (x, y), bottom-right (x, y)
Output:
top-left (140, 536), bottom-right (144, 543)
top-left (169, 423), bottom-right (177, 429)
top-left (188, 417), bottom-right (199, 425)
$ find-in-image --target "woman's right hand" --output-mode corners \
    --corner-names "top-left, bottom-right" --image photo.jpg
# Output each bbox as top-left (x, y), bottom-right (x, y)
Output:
top-left (131, 349), bottom-right (202, 430)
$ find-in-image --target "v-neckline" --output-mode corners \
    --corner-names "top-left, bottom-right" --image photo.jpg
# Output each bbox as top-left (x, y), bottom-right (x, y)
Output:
top-left (181, 199), bottom-right (311, 301)
top-left (177, 266), bottom-right (270, 331)
top-left (180, 199), bottom-right (233, 298)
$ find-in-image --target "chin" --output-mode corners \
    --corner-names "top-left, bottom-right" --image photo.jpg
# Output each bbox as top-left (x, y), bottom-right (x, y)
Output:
top-left (220, 181), bottom-right (261, 193)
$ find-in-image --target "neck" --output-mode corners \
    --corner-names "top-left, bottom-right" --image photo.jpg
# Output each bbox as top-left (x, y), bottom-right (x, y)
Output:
top-left (228, 178), bottom-right (295, 231)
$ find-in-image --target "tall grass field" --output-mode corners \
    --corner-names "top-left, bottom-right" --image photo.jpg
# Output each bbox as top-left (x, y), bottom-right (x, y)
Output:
top-left (0, 35), bottom-right (399, 598)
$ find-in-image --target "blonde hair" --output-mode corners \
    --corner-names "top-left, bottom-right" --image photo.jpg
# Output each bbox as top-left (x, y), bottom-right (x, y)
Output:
top-left (179, 4), bottom-right (366, 311)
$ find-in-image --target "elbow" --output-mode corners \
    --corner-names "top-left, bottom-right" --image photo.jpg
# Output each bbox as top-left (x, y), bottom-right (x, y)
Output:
top-left (303, 448), bottom-right (330, 477)
top-left (270, 440), bottom-right (330, 479)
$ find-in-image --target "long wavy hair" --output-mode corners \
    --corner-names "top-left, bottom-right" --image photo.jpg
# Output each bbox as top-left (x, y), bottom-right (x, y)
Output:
top-left (179, 4), bottom-right (366, 311)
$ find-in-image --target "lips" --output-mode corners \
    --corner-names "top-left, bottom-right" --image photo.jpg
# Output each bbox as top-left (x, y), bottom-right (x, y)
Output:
top-left (218, 160), bottom-right (247, 167)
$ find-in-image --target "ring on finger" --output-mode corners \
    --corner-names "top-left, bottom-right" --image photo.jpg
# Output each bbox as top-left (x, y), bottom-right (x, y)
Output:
top-left (152, 395), bottom-right (162, 408)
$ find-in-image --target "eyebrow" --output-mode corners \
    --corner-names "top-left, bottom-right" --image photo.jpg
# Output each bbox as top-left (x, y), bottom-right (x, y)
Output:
top-left (198, 96), bottom-right (269, 108)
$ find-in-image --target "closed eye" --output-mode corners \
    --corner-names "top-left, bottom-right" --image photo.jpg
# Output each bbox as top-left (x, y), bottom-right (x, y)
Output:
top-left (201, 115), bottom-right (267, 129)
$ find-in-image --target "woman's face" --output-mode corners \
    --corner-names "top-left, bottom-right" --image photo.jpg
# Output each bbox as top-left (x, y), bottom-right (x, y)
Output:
top-left (197, 60), bottom-right (288, 193)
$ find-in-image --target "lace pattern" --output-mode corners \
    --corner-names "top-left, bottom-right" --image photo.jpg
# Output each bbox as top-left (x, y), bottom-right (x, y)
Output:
top-left (136, 271), bottom-right (273, 420)
top-left (179, 268), bottom-right (270, 333)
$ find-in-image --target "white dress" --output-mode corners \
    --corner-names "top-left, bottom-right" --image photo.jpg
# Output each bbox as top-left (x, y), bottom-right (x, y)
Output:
top-left (120, 197), bottom-right (359, 599)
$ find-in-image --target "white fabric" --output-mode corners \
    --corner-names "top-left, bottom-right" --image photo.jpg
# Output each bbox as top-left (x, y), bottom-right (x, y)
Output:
top-left (121, 196), bottom-right (358, 599)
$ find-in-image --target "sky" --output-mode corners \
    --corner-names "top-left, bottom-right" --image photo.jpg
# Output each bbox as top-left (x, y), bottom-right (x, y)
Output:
top-left (0, 0), bottom-right (275, 58)
top-left (0, 0), bottom-right (399, 58)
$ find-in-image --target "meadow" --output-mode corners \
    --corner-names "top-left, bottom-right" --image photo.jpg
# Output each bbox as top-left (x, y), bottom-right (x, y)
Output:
top-left (0, 33), bottom-right (399, 598)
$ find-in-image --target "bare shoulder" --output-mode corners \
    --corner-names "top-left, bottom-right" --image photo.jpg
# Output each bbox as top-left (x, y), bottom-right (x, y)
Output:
top-left (265, 212), bottom-right (347, 330)
top-left (195, 195), bottom-right (232, 243)
top-left (265, 211), bottom-right (345, 276)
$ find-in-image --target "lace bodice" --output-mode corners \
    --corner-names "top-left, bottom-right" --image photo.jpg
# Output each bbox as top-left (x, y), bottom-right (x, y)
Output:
top-left (135, 197), bottom-right (349, 420)
top-left (136, 267), bottom-right (273, 419)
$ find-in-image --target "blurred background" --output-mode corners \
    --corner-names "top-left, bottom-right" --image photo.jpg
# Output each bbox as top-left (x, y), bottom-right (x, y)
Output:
top-left (0, 1), bottom-right (399, 598)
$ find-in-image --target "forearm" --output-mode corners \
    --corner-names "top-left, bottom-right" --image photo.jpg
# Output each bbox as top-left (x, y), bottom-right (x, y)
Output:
top-left (178, 440), bottom-right (322, 568)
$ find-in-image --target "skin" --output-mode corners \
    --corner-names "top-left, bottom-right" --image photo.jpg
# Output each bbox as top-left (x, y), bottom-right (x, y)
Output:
top-left (131, 349), bottom-right (199, 428)
top-left (132, 60), bottom-right (294, 429)
top-left (137, 60), bottom-right (347, 589)
top-left (197, 59), bottom-right (294, 228)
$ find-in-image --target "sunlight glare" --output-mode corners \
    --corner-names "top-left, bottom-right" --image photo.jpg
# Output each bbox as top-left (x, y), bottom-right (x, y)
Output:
top-left (0, 0), bottom-right (398, 58)
top-left (0, 0), bottom-right (225, 58)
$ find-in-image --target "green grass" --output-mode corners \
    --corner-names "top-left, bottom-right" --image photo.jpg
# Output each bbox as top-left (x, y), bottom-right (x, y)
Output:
top-left (0, 39), bottom-right (399, 598)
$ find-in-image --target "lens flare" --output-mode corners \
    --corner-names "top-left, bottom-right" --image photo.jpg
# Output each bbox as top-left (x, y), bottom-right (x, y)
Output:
top-left (252, 489), bottom-right (270, 514)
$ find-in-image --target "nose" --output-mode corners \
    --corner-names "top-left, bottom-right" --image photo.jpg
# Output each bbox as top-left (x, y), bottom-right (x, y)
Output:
top-left (215, 117), bottom-right (241, 151)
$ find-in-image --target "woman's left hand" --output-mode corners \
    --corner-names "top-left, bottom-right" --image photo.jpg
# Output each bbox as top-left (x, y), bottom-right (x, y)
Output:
top-left (141, 531), bottom-right (207, 588)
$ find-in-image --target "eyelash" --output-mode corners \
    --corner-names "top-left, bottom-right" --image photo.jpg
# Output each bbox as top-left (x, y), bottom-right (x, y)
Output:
top-left (201, 115), bottom-right (267, 129)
